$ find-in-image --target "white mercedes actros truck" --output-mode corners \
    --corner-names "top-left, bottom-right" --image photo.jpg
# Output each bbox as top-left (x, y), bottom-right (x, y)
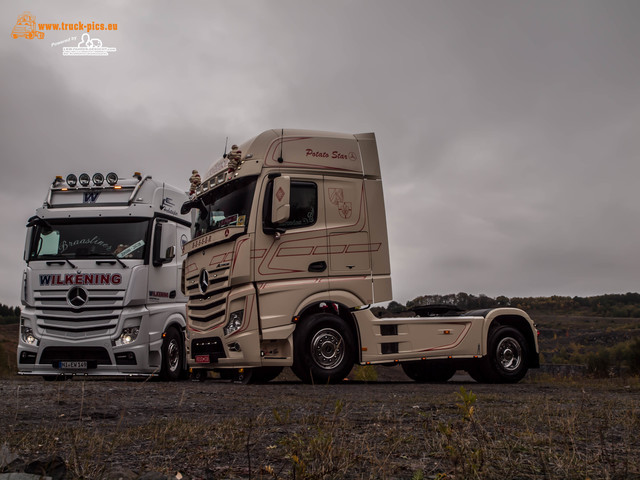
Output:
top-left (18, 172), bottom-right (191, 380)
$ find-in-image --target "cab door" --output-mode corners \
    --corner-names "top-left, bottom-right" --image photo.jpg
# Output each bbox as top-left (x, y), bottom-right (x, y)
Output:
top-left (253, 174), bottom-right (328, 329)
top-left (148, 219), bottom-right (179, 303)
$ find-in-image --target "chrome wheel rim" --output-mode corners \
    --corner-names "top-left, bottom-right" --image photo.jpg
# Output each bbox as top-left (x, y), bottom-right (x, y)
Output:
top-left (496, 337), bottom-right (522, 372)
top-left (167, 339), bottom-right (180, 372)
top-left (311, 328), bottom-right (344, 370)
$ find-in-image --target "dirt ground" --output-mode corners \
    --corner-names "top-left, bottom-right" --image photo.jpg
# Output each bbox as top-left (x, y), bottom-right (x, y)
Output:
top-left (1, 370), bottom-right (639, 480)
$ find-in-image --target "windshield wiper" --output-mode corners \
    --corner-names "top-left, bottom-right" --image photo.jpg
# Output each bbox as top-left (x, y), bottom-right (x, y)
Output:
top-left (94, 252), bottom-right (129, 269)
top-left (39, 254), bottom-right (77, 269)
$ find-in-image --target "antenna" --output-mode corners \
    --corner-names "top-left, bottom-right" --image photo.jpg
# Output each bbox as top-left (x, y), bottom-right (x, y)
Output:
top-left (277, 128), bottom-right (284, 163)
top-left (223, 136), bottom-right (229, 159)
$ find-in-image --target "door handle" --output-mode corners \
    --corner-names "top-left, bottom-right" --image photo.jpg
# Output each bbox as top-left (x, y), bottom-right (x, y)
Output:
top-left (308, 261), bottom-right (327, 273)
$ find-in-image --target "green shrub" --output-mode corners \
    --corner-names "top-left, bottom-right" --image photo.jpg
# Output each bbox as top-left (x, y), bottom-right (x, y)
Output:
top-left (586, 350), bottom-right (611, 377)
top-left (625, 338), bottom-right (640, 374)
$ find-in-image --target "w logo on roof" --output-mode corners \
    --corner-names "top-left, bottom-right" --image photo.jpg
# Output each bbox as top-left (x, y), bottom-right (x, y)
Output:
top-left (83, 192), bottom-right (100, 203)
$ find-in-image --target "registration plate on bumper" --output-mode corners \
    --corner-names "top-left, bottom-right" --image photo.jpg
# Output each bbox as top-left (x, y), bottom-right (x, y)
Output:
top-left (58, 361), bottom-right (88, 369)
top-left (195, 355), bottom-right (210, 363)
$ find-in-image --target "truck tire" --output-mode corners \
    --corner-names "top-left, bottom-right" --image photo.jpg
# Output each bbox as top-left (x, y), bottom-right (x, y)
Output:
top-left (160, 327), bottom-right (184, 381)
top-left (483, 326), bottom-right (530, 383)
top-left (292, 313), bottom-right (355, 384)
top-left (401, 361), bottom-right (456, 383)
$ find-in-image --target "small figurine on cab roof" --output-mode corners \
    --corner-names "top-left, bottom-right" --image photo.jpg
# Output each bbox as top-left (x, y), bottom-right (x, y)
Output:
top-left (227, 145), bottom-right (242, 171)
top-left (189, 170), bottom-right (201, 197)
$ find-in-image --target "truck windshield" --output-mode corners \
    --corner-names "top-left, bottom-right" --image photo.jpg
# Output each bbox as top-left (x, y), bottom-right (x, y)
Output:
top-left (29, 219), bottom-right (150, 261)
top-left (192, 175), bottom-right (258, 238)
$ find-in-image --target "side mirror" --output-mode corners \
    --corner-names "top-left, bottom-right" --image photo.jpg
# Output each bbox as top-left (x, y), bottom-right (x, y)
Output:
top-left (153, 221), bottom-right (177, 266)
top-left (271, 176), bottom-right (290, 225)
top-left (180, 198), bottom-right (207, 220)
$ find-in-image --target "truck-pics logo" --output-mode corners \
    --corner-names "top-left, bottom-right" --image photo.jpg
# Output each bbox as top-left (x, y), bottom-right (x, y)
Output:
top-left (11, 12), bottom-right (44, 39)
top-left (11, 11), bottom-right (118, 57)
top-left (39, 273), bottom-right (122, 286)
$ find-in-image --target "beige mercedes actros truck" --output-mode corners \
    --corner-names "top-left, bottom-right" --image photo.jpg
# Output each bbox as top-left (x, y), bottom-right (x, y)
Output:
top-left (180, 129), bottom-right (539, 384)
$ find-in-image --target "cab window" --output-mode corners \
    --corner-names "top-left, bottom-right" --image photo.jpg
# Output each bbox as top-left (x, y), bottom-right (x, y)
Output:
top-left (263, 180), bottom-right (317, 231)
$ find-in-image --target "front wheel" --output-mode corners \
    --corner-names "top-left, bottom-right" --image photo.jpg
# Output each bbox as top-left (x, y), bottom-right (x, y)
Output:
top-left (484, 326), bottom-right (530, 383)
top-left (293, 313), bottom-right (355, 384)
top-left (160, 327), bottom-right (184, 381)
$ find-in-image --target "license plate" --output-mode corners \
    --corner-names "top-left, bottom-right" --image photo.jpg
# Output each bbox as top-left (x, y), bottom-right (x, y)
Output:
top-left (59, 361), bottom-right (87, 369)
top-left (195, 355), bottom-right (210, 364)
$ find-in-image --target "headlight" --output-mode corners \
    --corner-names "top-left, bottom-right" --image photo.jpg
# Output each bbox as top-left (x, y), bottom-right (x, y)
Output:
top-left (21, 325), bottom-right (38, 346)
top-left (115, 327), bottom-right (140, 346)
top-left (224, 310), bottom-right (244, 336)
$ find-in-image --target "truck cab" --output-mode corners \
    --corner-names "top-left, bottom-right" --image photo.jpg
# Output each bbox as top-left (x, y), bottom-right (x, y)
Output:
top-left (19, 172), bottom-right (191, 380)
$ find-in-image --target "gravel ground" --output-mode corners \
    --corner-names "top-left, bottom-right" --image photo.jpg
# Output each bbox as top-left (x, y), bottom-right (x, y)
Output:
top-left (1, 370), bottom-right (639, 479)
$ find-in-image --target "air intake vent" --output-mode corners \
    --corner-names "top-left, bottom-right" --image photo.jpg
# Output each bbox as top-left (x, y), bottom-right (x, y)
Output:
top-left (381, 342), bottom-right (399, 355)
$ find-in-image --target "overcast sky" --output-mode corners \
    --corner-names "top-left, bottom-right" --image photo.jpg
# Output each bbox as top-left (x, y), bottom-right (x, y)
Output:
top-left (2, 1), bottom-right (640, 307)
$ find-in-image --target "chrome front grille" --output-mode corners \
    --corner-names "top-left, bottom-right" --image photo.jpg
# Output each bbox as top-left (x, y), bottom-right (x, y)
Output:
top-left (33, 287), bottom-right (125, 337)
top-left (186, 266), bottom-right (230, 328)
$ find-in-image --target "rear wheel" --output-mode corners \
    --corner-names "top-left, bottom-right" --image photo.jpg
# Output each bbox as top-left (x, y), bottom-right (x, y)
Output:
top-left (293, 313), bottom-right (355, 384)
top-left (402, 361), bottom-right (456, 383)
top-left (483, 326), bottom-right (530, 383)
top-left (160, 327), bottom-right (184, 381)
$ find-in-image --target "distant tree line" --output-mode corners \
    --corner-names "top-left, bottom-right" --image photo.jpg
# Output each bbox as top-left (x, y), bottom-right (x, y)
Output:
top-left (0, 303), bottom-right (20, 324)
top-left (374, 292), bottom-right (640, 318)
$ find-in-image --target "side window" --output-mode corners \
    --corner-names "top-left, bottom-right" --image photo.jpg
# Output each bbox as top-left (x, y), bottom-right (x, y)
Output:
top-left (264, 180), bottom-right (318, 231)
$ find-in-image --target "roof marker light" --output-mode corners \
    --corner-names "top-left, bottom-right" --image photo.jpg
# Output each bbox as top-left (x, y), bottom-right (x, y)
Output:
top-left (66, 174), bottom-right (77, 187)
top-left (92, 173), bottom-right (104, 186)
top-left (106, 172), bottom-right (118, 185)
top-left (79, 173), bottom-right (90, 187)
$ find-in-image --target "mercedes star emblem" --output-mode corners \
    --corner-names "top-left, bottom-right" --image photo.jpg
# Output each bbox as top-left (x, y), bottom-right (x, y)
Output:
top-left (199, 269), bottom-right (209, 294)
top-left (67, 286), bottom-right (89, 308)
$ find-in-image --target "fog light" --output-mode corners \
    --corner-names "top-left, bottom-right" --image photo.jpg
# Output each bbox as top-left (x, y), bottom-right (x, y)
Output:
top-left (115, 327), bottom-right (140, 346)
top-left (224, 310), bottom-right (244, 336)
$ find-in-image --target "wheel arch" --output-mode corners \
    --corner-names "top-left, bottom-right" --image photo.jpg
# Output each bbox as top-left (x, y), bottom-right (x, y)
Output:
top-left (486, 313), bottom-right (539, 368)
top-left (293, 292), bottom-right (362, 357)
top-left (161, 310), bottom-right (187, 336)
